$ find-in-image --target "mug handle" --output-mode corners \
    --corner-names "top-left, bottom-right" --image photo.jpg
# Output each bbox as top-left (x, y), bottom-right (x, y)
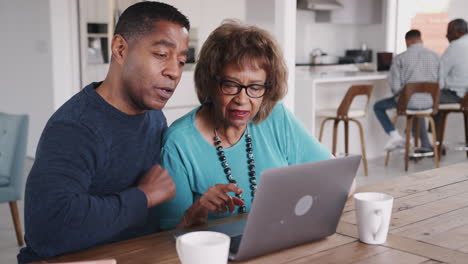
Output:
top-left (176, 237), bottom-right (186, 264)
top-left (371, 209), bottom-right (383, 240)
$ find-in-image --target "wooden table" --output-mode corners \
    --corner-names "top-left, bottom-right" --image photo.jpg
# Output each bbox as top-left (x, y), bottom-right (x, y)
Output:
top-left (44, 162), bottom-right (468, 264)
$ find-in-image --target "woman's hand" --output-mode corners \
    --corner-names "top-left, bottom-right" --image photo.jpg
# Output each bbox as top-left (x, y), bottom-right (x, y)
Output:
top-left (182, 183), bottom-right (244, 227)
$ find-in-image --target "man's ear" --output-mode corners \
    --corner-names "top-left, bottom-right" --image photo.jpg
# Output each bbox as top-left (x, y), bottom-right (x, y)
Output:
top-left (111, 34), bottom-right (128, 65)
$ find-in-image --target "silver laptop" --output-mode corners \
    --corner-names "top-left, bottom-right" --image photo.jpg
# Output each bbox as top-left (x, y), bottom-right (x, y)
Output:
top-left (178, 155), bottom-right (361, 261)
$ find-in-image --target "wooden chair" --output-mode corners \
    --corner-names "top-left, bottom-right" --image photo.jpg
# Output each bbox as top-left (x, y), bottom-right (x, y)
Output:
top-left (384, 83), bottom-right (440, 171)
top-left (318, 85), bottom-right (373, 176)
top-left (437, 91), bottom-right (468, 157)
top-left (0, 112), bottom-right (28, 246)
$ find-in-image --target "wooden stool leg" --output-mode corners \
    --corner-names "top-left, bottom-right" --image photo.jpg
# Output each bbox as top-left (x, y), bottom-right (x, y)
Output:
top-left (438, 111), bottom-right (449, 157)
top-left (464, 112), bottom-right (468, 158)
top-left (9, 201), bottom-right (24, 246)
top-left (385, 115), bottom-right (399, 166)
top-left (332, 119), bottom-right (340, 156)
top-left (428, 116), bottom-right (440, 168)
top-left (319, 118), bottom-right (333, 142)
top-left (344, 120), bottom-right (349, 155)
top-left (405, 116), bottom-right (414, 171)
top-left (414, 117), bottom-right (420, 148)
top-left (351, 119), bottom-right (368, 176)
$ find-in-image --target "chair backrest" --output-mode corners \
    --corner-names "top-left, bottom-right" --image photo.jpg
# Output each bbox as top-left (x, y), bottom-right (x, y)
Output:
top-left (0, 113), bottom-right (28, 203)
top-left (337, 85), bottom-right (373, 118)
top-left (461, 91), bottom-right (468, 111)
top-left (396, 82), bottom-right (440, 115)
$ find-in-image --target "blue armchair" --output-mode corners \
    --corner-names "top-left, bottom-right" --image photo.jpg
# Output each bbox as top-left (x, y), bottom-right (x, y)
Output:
top-left (0, 112), bottom-right (28, 246)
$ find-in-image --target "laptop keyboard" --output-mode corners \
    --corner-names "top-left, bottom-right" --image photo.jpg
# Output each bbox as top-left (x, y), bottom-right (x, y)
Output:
top-left (230, 235), bottom-right (243, 254)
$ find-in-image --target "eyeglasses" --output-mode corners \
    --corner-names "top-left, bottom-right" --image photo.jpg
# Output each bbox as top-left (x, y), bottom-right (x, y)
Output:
top-left (218, 79), bottom-right (269, 98)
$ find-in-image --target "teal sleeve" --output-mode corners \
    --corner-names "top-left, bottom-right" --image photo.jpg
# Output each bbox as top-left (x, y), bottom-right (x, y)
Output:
top-left (157, 147), bottom-right (194, 230)
top-left (280, 104), bottom-right (332, 164)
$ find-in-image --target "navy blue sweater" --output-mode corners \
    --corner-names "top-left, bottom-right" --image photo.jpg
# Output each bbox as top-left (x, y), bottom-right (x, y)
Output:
top-left (18, 83), bottom-right (167, 263)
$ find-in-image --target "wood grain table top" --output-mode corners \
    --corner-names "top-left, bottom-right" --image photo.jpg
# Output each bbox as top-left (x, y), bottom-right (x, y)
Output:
top-left (39, 162), bottom-right (468, 264)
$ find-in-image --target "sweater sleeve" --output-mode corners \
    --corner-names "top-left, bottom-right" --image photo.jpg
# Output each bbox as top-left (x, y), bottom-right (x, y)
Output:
top-left (24, 120), bottom-right (148, 258)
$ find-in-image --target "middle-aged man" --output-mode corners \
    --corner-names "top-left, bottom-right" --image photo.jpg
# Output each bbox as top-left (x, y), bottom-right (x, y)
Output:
top-left (18, 2), bottom-right (190, 263)
top-left (434, 18), bottom-right (468, 142)
top-left (439, 18), bottom-right (468, 104)
top-left (374, 29), bottom-right (440, 152)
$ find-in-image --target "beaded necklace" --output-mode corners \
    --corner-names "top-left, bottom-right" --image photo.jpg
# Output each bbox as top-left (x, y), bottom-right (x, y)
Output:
top-left (213, 127), bottom-right (257, 214)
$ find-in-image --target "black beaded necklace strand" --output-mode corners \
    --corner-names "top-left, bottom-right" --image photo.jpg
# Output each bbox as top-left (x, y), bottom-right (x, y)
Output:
top-left (214, 127), bottom-right (257, 214)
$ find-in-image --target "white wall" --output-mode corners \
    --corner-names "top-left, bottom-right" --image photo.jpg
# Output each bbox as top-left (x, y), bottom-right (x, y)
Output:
top-left (246, 0), bottom-right (297, 112)
top-left (0, 0), bottom-right (55, 157)
top-left (273, 0), bottom-right (297, 111)
top-left (296, 10), bottom-right (359, 64)
top-left (448, 0), bottom-right (468, 20)
top-left (50, 0), bottom-right (81, 109)
top-left (246, 0), bottom-right (275, 33)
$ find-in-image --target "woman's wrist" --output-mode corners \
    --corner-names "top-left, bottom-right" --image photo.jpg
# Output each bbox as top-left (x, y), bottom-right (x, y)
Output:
top-left (183, 200), bottom-right (206, 227)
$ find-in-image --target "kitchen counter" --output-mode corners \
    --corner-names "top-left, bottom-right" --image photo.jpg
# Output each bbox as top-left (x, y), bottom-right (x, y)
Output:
top-left (296, 69), bottom-right (388, 83)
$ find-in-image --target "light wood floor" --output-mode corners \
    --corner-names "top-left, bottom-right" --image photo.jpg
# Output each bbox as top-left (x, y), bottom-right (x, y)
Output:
top-left (1, 150), bottom-right (466, 263)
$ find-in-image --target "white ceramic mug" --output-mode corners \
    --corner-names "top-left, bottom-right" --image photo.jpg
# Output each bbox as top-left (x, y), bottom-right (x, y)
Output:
top-left (176, 231), bottom-right (230, 264)
top-left (353, 192), bottom-right (394, 244)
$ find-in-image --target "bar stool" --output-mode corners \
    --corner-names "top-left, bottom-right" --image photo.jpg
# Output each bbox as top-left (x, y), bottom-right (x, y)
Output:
top-left (384, 82), bottom-right (440, 171)
top-left (318, 85), bottom-right (373, 176)
top-left (437, 91), bottom-right (468, 158)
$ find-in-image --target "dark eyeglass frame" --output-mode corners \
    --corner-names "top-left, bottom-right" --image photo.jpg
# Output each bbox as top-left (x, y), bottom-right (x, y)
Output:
top-left (217, 79), bottom-right (270, 98)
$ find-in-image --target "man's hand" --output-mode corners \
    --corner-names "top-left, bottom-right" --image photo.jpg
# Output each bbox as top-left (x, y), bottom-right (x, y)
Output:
top-left (138, 165), bottom-right (175, 208)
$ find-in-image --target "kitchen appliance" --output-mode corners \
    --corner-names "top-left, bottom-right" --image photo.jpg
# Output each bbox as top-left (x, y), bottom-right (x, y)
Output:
top-left (377, 52), bottom-right (393, 71)
top-left (310, 48), bottom-right (339, 65)
top-left (297, 0), bottom-right (343, 11)
top-left (339, 49), bottom-right (373, 64)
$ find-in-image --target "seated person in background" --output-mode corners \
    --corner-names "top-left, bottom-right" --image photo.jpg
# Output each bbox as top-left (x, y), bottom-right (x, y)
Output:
top-left (157, 21), bottom-right (351, 229)
top-left (439, 18), bottom-right (468, 104)
top-left (374, 29), bottom-right (439, 152)
top-left (434, 18), bottom-right (468, 136)
top-left (18, 2), bottom-right (189, 263)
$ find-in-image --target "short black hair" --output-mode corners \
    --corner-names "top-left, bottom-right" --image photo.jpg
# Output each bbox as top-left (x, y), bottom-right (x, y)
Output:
top-left (405, 29), bottom-right (421, 40)
top-left (450, 18), bottom-right (468, 34)
top-left (114, 1), bottom-right (190, 42)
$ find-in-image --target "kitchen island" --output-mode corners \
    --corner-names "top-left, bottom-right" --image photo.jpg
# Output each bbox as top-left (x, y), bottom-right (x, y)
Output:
top-left (295, 66), bottom-right (390, 159)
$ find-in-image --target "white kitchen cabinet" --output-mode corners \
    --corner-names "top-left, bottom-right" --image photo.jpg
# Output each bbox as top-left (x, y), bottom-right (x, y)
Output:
top-left (315, 0), bottom-right (383, 24)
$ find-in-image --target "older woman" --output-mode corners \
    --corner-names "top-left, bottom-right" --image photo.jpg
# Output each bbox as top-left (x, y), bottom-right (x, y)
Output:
top-left (158, 21), bottom-right (332, 229)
